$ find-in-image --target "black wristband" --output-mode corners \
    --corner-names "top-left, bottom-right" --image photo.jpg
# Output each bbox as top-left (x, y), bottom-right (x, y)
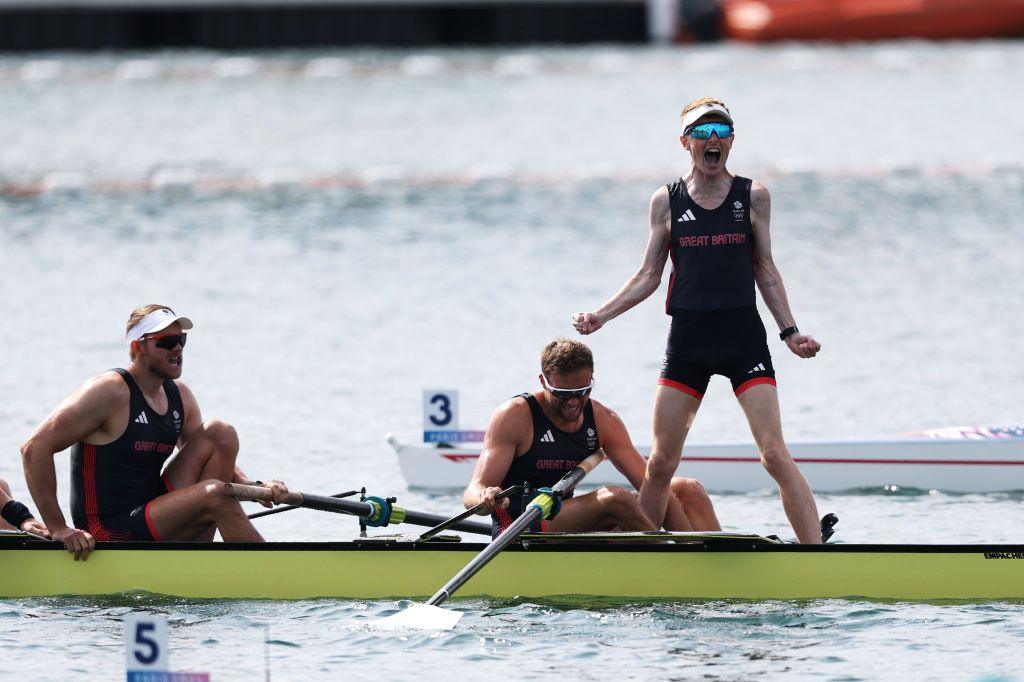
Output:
top-left (1, 500), bottom-right (34, 529)
top-left (779, 326), bottom-right (799, 341)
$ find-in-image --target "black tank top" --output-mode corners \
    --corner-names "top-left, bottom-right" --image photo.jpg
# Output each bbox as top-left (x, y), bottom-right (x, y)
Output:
top-left (491, 393), bottom-right (600, 530)
top-left (71, 369), bottom-right (184, 534)
top-left (665, 175), bottom-right (756, 312)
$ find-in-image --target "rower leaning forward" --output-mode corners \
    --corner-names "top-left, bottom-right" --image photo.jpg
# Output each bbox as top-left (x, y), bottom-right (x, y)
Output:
top-left (21, 305), bottom-right (288, 560)
top-left (463, 338), bottom-right (720, 535)
top-left (573, 97), bottom-right (824, 543)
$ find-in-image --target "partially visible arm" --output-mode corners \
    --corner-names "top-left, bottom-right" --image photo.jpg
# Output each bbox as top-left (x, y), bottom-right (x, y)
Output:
top-left (0, 479), bottom-right (49, 537)
top-left (573, 186), bottom-right (673, 334)
top-left (463, 400), bottom-right (531, 514)
top-left (175, 380), bottom-right (203, 450)
top-left (750, 182), bottom-right (821, 359)
top-left (594, 402), bottom-right (692, 531)
top-left (21, 374), bottom-right (124, 557)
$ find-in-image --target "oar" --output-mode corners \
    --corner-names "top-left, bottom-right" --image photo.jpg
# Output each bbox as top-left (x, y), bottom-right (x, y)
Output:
top-left (379, 451), bottom-right (606, 630)
top-left (247, 490), bottom-right (359, 520)
top-left (417, 485), bottom-right (522, 542)
top-left (226, 484), bottom-right (491, 536)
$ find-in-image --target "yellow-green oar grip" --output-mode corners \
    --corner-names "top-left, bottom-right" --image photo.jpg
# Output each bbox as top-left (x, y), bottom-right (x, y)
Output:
top-left (527, 492), bottom-right (558, 520)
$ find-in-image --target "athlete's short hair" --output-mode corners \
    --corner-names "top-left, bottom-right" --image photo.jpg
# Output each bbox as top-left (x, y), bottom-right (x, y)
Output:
top-left (126, 303), bottom-right (174, 360)
top-left (680, 96), bottom-right (731, 126)
top-left (541, 338), bottom-right (594, 376)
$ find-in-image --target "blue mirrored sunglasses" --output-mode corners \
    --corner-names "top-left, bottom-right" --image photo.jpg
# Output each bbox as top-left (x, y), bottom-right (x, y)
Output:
top-left (686, 122), bottom-right (734, 139)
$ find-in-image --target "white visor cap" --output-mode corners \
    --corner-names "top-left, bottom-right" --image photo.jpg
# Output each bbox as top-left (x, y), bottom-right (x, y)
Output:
top-left (681, 102), bottom-right (734, 134)
top-left (126, 308), bottom-right (194, 347)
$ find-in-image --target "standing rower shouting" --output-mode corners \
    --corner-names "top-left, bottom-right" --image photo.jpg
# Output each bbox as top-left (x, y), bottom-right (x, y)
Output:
top-left (21, 305), bottom-right (288, 560)
top-left (572, 97), bottom-right (823, 543)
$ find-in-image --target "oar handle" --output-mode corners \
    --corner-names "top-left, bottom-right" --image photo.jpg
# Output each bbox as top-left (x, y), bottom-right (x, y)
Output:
top-left (551, 451), bottom-right (606, 497)
top-left (22, 527), bottom-right (55, 542)
top-left (226, 483), bottom-right (304, 506)
top-left (573, 451), bottom-right (606, 477)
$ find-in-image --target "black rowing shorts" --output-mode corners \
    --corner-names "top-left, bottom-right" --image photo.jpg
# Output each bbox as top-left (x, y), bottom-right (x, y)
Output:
top-left (659, 305), bottom-right (776, 400)
top-left (81, 500), bottom-right (161, 541)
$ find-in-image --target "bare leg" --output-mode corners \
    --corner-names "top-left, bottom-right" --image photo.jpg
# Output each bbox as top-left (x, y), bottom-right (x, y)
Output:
top-left (639, 385), bottom-right (701, 528)
top-left (546, 486), bottom-right (656, 532)
top-left (667, 478), bottom-right (721, 531)
top-left (164, 420), bottom-right (240, 541)
top-left (147, 480), bottom-right (263, 542)
top-left (164, 419), bottom-right (239, 488)
top-left (736, 384), bottom-right (820, 543)
top-left (661, 493), bottom-right (694, 531)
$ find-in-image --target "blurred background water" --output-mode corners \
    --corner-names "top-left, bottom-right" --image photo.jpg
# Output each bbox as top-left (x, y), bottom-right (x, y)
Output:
top-left (1, 43), bottom-right (1023, 680)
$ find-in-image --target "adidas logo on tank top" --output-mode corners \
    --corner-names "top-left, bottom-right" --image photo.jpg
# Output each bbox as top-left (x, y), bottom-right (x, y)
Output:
top-left (677, 209), bottom-right (696, 222)
top-left (540, 429), bottom-right (555, 443)
top-left (134, 411), bottom-right (149, 424)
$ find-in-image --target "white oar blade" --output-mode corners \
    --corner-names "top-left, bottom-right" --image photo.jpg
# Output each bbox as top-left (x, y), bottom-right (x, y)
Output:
top-left (375, 604), bottom-right (463, 630)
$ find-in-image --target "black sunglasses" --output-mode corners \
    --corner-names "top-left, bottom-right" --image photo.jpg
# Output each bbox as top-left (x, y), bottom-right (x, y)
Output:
top-left (147, 332), bottom-right (187, 350)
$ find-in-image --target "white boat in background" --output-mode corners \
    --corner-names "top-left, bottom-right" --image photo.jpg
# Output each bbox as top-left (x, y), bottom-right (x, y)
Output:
top-left (388, 425), bottom-right (1024, 493)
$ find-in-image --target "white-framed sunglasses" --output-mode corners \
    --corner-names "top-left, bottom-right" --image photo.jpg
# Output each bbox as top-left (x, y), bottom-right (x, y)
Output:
top-left (542, 373), bottom-right (594, 401)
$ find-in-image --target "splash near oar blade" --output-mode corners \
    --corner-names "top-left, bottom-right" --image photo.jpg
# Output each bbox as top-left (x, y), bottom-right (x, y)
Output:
top-left (374, 604), bottom-right (463, 630)
top-left (376, 450), bottom-right (606, 630)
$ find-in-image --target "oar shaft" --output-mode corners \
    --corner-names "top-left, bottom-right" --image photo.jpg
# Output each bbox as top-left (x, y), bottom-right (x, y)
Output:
top-left (427, 505), bottom-right (540, 606)
top-left (426, 450), bottom-right (606, 607)
top-left (418, 485), bottom-right (521, 542)
top-left (400, 509), bottom-right (490, 534)
top-left (297, 492), bottom-right (492, 533)
top-left (229, 484), bottom-right (374, 515)
top-left (226, 483), bottom-right (491, 535)
top-left (249, 490), bottom-right (359, 520)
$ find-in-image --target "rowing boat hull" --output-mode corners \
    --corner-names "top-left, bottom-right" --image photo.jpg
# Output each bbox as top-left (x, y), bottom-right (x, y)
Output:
top-left (390, 436), bottom-right (1024, 493)
top-left (3, 538), bottom-right (1022, 601)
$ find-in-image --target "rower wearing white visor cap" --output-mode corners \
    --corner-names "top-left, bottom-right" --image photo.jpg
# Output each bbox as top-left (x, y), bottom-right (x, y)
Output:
top-left (572, 97), bottom-right (824, 543)
top-left (21, 304), bottom-right (288, 560)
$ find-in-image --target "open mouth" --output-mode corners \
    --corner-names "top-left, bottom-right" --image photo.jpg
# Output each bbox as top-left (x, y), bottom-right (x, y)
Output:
top-left (704, 148), bottom-right (722, 164)
top-left (168, 355), bottom-right (182, 367)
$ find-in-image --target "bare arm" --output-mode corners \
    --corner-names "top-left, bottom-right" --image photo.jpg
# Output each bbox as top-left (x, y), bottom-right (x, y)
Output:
top-left (573, 187), bottom-right (673, 334)
top-left (20, 374), bottom-right (126, 557)
top-left (750, 182), bottom-right (821, 359)
top-left (593, 403), bottom-right (692, 531)
top-left (462, 400), bottom-right (530, 514)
